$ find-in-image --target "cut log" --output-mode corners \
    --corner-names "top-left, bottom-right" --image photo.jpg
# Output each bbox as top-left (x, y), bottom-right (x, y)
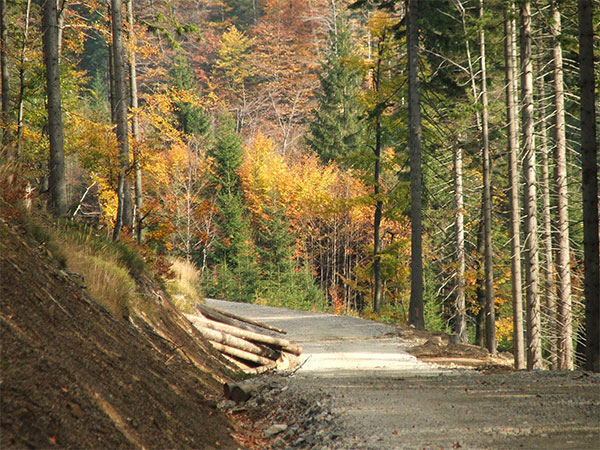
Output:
top-left (185, 314), bottom-right (302, 356)
top-left (242, 360), bottom-right (278, 375)
top-left (195, 304), bottom-right (257, 333)
top-left (194, 324), bottom-right (281, 360)
top-left (220, 353), bottom-right (253, 371)
top-left (208, 341), bottom-right (273, 366)
top-left (203, 300), bottom-right (287, 334)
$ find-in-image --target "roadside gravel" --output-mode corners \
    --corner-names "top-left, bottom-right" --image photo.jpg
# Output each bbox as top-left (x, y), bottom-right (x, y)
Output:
top-left (207, 300), bottom-right (600, 449)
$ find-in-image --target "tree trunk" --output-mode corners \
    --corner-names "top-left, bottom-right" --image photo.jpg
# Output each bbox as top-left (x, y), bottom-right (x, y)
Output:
top-left (0, 0), bottom-right (10, 150)
top-left (550, 0), bottom-right (573, 371)
top-left (16, 0), bottom-right (32, 157)
top-left (504, 5), bottom-right (525, 369)
top-left (407, 0), bottom-right (424, 329)
top-left (475, 215), bottom-right (485, 347)
top-left (127, 0), bottom-right (143, 244)
top-left (578, 0), bottom-right (599, 373)
top-left (454, 145), bottom-right (467, 343)
top-left (519, 0), bottom-right (542, 370)
top-left (537, 66), bottom-right (557, 369)
top-left (479, 0), bottom-right (496, 356)
top-left (111, 0), bottom-right (132, 240)
top-left (373, 43), bottom-right (383, 315)
top-left (42, 0), bottom-right (67, 217)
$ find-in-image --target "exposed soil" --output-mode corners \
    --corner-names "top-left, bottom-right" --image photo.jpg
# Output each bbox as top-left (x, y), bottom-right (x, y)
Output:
top-left (398, 327), bottom-right (515, 373)
top-left (0, 217), bottom-right (244, 449)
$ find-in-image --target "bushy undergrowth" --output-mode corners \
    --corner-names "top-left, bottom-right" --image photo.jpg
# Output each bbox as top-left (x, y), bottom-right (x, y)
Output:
top-left (202, 263), bottom-right (328, 312)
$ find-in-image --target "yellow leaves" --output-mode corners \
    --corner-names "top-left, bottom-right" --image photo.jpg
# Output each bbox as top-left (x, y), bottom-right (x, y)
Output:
top-left (240, 131), bottom-right (285, 215)
top-left (368, 11), bottom-right (401, 40)
top-left (216, 25), bottom-right (256, 87)
top-left (495, 316), bottom-right (514, 344)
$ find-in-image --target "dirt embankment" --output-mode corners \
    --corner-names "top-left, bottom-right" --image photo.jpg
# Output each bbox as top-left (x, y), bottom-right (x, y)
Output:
top-left (0, 219), bottom-right (243, 449)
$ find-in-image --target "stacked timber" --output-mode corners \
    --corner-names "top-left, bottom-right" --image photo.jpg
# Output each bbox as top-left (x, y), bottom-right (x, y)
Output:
top-left (184, 303), bottom-right (301, 374)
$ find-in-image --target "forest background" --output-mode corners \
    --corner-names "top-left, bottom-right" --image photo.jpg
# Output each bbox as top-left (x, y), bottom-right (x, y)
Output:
top-left (0, 0), bottom-right (598, 371)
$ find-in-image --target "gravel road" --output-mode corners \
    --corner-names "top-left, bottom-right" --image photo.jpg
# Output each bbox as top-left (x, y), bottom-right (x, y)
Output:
top-left (207, 299), bottom-right (600, 449)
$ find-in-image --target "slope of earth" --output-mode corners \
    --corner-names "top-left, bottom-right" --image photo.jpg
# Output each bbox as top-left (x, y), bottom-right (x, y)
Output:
top-left (0, 218), bottom-right (242, 449)
top-left (207, 299), bottom-right (600, 449)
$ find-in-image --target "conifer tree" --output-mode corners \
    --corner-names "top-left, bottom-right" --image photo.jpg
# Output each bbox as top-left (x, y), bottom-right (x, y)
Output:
top-left (171, 56), bottom-right (209, 137)
top-left (307, 16), bottom-right (365, 166)
top-left (255, 199), bottom-right (295, 281)
top-left (207, 115), bottom-right (258, 301)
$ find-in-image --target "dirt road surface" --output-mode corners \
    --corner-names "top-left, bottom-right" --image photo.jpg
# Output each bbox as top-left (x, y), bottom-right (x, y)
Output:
top-left (206, 299), bottom-right (600, 449)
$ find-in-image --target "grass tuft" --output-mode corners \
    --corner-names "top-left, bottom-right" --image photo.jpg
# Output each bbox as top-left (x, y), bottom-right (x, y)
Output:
top-left (166, 259), bottom-right (204, 313)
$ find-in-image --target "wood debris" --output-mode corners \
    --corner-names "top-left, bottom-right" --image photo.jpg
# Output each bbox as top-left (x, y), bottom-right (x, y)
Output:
top-left (184, 303), bottom-right (301, 375)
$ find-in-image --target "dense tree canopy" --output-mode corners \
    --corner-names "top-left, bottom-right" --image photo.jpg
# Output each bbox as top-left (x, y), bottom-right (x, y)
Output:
top-left (1, 0), bottom-right (597, 370)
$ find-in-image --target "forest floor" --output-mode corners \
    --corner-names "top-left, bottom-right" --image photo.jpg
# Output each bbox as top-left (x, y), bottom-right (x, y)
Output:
top-left (207, 299), bottom-right (600, 449)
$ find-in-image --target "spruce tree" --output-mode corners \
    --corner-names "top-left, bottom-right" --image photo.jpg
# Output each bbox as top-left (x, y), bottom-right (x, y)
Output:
top-left (207, 115), bottom-right (258, 301)
top-left (307, 16), bottom-right (365, 166)
top-left (255, 198), bottom-right (295, 280)
top-left (171, 56), bottom-right (209, 137)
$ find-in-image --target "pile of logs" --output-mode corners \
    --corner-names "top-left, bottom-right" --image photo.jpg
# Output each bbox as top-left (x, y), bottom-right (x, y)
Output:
top-left (185, 304), bottom-right (302, 374)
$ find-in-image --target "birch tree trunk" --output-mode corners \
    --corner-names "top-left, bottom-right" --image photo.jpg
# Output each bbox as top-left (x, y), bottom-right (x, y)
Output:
top-left (550, 0), bottom-right (573, 370)
top-left (42, 0), bottom-right (67, 217)
top-left (578, 0), bottom-right (599, 373)
top-left (504, 5), bottom-right (525, 369)
top-left (479, 0), bottom-right (496, 355)
top-left (407, 0), bottom-right (424, 329)
top-left (111, 0), bottom-right (132, 240)
top-left (519, 0), bottom-right (542, 370)
top-left (127, 0), bottom-right (143, 244)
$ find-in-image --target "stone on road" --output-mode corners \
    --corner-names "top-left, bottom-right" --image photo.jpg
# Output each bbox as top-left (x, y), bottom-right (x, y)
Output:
top-left (206, 300), bottom-right (600, 449)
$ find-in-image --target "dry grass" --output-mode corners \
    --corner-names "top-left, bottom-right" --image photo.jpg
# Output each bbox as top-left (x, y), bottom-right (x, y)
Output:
top-left (60, 239), bottom-right (136, 318)
top-left (166, 258), bottom-right (204, 313)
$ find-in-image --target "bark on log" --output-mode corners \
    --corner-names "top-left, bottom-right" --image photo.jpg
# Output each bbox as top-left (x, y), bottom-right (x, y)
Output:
top-left (194, 324), bottom-right (281, 360)
top-left (185, 314), bottom-right (302, 356)
top-left (209, 341), bottom-right (273, 366)
top-left (221, 353), bottom-right (253, 370)
top-left (195, 304), bottom-right (257, 333)
top-left (242, 360), bottom-right (278, 375)
top-left (203, 300), bottom-right (287, 334)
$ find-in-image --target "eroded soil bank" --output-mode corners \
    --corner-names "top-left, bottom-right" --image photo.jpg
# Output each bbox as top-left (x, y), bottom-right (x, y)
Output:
top-left (0, 220), bottom-right (241, 449)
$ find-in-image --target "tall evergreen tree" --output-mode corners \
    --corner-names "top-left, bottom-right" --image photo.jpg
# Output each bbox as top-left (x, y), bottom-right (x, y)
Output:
top-left (255, 199), bottom-right (295, 280)
top-left (208, 115), bottom-right (251, 267)
top-left (307, 15), bottom-right (365, 166)
top-left (504, 3), bottom-right (525, 369)
top-left (206, 115), bottom-right (259, 302)
top-left (171, 56), bottom-right (209, 137)
top-left (578, 0), bottom-right (599, 373)
top-left (520, 0), bottom-right (542, 370)
top-left (407, 0), bottom-right (425, 329)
